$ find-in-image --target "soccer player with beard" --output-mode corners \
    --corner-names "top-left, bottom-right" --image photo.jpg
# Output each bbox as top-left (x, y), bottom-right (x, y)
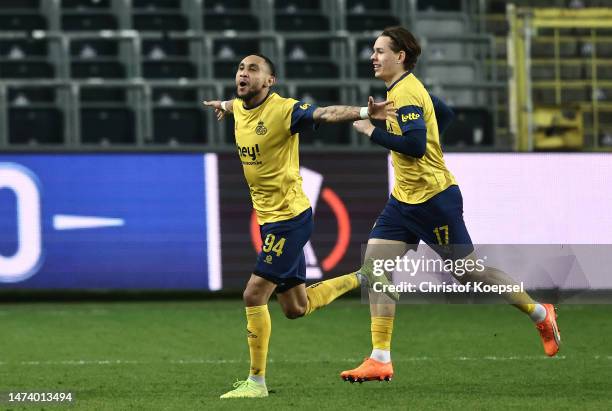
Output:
top-left (203, 53), bottom-right (397, 399)
top-left (340, 27), bottom-right (561, 384)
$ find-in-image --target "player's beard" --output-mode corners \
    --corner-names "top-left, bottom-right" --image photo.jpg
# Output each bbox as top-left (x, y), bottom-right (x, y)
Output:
top-left (235, 86), bottom-right (261, 103)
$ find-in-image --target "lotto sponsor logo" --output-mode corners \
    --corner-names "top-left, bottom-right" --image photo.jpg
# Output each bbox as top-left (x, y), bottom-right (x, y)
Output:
top-left (401, 113), bottom-right (420, 122)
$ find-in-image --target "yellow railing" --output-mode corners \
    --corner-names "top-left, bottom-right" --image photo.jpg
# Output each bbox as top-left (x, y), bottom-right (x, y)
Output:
top-left (507, 6), bottom-right (612, 151)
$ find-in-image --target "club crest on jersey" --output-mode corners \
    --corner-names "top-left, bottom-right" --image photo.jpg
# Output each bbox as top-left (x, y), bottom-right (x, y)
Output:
top-left (255, 120), bottom-right (268, 135)
top-left (401, 113), bottom-right (420, 122)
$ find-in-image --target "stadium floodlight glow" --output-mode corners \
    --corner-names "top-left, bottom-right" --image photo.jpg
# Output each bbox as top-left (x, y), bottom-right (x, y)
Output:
top-left (0, 163), bottom-right (43, 283)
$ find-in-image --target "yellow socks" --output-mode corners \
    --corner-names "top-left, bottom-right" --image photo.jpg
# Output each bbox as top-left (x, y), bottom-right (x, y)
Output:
top-left (515, 301), bottom-right (547, 322)
top-left (516, 302), bottom-right (536, 315)
top-left (305, 273), bottom-right (360, 315)
top-left (371, 316), bottom-right (394, 351)
top-left (245, 305), bottom-right (271, 378)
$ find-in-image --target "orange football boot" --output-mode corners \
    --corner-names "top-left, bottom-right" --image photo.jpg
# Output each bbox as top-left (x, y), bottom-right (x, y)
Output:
top-left (535, 304), bottom-right (561, 356)
top-left (340, 358), bottom-right (393, 383)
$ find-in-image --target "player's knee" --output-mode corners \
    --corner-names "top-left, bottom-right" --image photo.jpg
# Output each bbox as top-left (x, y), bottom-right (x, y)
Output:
top-left (283, 305), bottom-right (306, 319)
top-left (243, 287), bottom-right (265, 306)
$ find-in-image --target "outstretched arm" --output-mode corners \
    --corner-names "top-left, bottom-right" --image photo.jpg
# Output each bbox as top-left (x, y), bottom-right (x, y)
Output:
top-left (202, 99), bottom-right (235, 121)
top-left (313, 97), bottom-right (395, 123)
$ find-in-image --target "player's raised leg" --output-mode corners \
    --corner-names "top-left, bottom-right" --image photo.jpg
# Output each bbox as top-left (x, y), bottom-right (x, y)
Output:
top-left (455, 257), bottom-right (560, 356)
top-left (220, 275), bottom-right (274, 399)
top-left (421, 185), bottom-right (560, 357)
top-left (276, 273), bottom-right (360, 319)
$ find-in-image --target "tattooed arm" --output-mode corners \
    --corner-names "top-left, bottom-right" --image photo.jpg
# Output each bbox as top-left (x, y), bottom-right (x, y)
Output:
top-left (313, 97), bottom-right (394, 123)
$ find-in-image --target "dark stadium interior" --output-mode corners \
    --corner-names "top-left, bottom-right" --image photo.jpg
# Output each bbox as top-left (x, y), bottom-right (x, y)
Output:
top-left (0, 0), bottom-right (608, 149)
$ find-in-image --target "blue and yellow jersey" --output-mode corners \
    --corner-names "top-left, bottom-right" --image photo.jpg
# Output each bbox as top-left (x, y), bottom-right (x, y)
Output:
top-left (386, 72), bottom-right (457, 204)
top-left (233, 92), bottom-right (316, 224)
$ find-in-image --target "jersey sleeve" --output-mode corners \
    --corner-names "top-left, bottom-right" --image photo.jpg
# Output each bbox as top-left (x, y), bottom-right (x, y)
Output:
top-left (289, 100), bottom-right (319, 135)
top-left (394, 91), bottom-right (426, 135)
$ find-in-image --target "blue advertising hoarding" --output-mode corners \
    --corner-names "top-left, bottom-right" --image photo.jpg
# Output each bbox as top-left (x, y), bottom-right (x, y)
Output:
top-left (0, 154), bottom-right (221, 290)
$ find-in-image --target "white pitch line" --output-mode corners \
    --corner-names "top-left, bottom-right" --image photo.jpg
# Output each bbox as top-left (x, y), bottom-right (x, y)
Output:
top-left (1, 355), bottom-right (609, 367)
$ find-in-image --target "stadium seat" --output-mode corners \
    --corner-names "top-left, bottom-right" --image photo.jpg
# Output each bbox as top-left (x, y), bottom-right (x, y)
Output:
top-left (562, 88), bottom-right (591, 102)
top-left (9, 86), bottom-right (56, 105)
top-left (71, 38), bottom-right (119, 57)
top-left (415, 14), bottom-right (468, 36)
top-left (443, 107), bottom-right (493, 147)
top-left (213, 39), bottom-right (260, 58)
top-left (275, 12), bottom-right (329, 31)
top-left (0, 61), bottom-right (54, 78)
top-left (417, 0), bottom-right (462, 11)
top-left (71, 62), bottom-right (126, 78)
top-left (295, 86), bottom-right (339, 105)
top-left (132, 0), bottom-right (189, 32)
top-left (0, 0), bottom-right (40, 8)
top-left (133, 0), bottom-right (181, 9)
top-left (62, 0), bottom-right (111, 8)
top-left (286, 38), bottom-right (330, 59)
top-left (426, 40), bottom-right (471, 61)
top-left (345, 0), bottom-right (399, 32)
top-left (62, 14), bottom-right (118, 31)
top-left (356, 39), bottom-right (376, 78)
top-left (214, 61), bottom-right (240, 79)
top-left (0, 13), bottom-right (47, 30)
top-left (532, 40), bottom-right (578, 58)
top-left (70, 39), bottom-right (126, 79)
top-left (81, 108), bottom-right (136, 144)
top-left (293, 86), bottom-right (350, 144)
top-left (141, 38), bottom-right (196, 78)
top-left (133, 13), bottom-right (188, 31)
top-left (285, 38), bottom-right (339, 79)
top-left (143, 38), bottom-right (189, 57)
top-left (426, 63), bottom-right (477, 83)
top-left (436, 89), bottom-right (479, 106)
top-left (61, 0), bottom-right (117, 30)
top-left (212, 39), bottom-right (265, 78)
top-left (81, 86), bottom-right (128, 104)
top-left (79, 87), bottom-right (136, 144)
top-left (285, 61), bottom-right (338, 78)
top-left (204, 0), bottom-right (250, 8)
top-left (345, 0), bottom-right (398, 32)
top-left (0, 39), bottom-right (48, 58)
top-left (153, 108), bottom-right (206, 144)
top-left (9, 108), bottom-right (64, 145)
top-left (0, 0), bottom-right (45, 30)
top-left (203, 13), bottom-right (259, 31)
top-left (143, 61), bottom-right (195, 78)
top-left (274, 0), bottom-right (329, 31)
top-left (0, 38), bottom-right (53, 79)
top-left (532, 89), bottom-right (556, 106)
top-left (597, 65), bottom-right (612, 80)
top-left (153, 86), bottom-right (197, 104)
top-left (203, 0), bottom-right (258, 31)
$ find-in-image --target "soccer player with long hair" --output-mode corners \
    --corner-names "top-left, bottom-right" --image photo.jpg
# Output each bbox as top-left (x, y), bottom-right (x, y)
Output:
top-left (341, 27), bottom-right (561, 383)
top-left (203, 53), bottom-right (396, 398)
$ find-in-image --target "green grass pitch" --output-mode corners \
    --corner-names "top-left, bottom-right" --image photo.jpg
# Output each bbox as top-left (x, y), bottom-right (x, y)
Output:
top-left (1, 300), bottom-right (611, 410)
